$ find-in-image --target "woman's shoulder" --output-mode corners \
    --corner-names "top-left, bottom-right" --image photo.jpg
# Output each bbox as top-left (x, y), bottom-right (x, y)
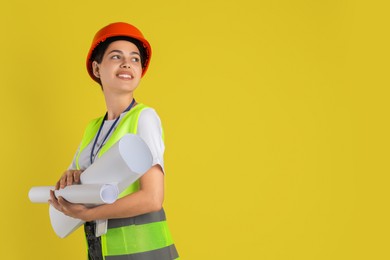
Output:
top-left (137, 105), bottom-right (163, 132)
top-left (137, 104), bottom-right (161, 120)
top-left (138, 107), bottom-right (160, 123)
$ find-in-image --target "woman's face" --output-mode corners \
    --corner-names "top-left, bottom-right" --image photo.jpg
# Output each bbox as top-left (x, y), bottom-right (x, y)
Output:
top-left (93, 40), bottom-right (143, 94)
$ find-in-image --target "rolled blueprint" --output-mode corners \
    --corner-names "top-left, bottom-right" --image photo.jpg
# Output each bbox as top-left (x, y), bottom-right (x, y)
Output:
top-left (80, 133), bottom-right (153, 192)
top-left (29, 134), bottom-right (153, 238)
top-left (28, 184), bottom-right (119, 204)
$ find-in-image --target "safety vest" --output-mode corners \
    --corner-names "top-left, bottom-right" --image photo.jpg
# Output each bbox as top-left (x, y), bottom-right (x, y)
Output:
top-left (76, 103), bottom-right (179, 260)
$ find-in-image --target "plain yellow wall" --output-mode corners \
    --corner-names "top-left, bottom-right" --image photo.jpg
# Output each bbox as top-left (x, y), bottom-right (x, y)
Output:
top-left (0, 0), bottom-right (389, 259)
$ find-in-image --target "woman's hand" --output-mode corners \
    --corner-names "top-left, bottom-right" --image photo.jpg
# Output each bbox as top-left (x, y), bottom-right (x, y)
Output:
top-left (55, 170), bottom-right (83, 190)
top-left (48, 190), bottom-right (92, 222)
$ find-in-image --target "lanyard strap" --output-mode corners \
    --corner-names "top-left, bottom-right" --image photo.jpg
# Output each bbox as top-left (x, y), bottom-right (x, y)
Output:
top-left (90, 99), bottom-right (136, 164)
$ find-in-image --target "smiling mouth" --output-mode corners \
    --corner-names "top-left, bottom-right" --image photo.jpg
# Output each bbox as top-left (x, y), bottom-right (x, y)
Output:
top-left (117, 73), bottom-right (133, 79)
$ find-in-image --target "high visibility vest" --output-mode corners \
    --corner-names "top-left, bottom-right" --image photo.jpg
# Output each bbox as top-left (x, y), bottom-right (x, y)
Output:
top-left (76, 103), bottom-right (179, 260)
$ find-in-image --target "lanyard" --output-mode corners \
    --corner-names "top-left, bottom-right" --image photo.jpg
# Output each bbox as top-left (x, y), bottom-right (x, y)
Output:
top-left (90, 99), bottom-right (136, 164)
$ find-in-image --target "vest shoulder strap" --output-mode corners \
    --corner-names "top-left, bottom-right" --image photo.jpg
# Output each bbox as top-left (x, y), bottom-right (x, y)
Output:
top-left (98, 103), bottom-right (148, 156)
top-left (75, 116), bottom-right (104, 169)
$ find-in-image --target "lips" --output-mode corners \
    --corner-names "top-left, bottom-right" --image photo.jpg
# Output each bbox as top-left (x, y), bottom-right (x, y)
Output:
top-left (117, 71), bottom-right (134, 80)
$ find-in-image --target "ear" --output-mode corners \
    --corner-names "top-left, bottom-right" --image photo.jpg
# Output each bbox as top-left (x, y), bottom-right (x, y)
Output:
top-left (92, 61), bottom-right (100, 78)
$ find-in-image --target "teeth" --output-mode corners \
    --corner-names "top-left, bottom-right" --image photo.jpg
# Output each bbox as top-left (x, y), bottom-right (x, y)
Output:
top-left (118, 74), bottom-right (133, 79)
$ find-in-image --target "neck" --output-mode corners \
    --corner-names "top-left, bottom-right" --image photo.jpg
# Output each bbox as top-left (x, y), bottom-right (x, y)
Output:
top-left (104, 93), bottom-right (135, 120)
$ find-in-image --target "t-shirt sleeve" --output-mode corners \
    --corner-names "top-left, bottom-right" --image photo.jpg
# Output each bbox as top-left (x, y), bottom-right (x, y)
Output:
top-left (136, 108), bottom-right (165, 172)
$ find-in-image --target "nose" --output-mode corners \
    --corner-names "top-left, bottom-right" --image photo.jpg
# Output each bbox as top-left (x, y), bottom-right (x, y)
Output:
top-left (120, 58), bottom-right (132, 69)
top-left (120, 62), bottom-right (131, 69)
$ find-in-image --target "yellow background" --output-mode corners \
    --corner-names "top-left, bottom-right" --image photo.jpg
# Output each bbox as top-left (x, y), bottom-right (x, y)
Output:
top-left (0, 0), bottom-right (389, 259)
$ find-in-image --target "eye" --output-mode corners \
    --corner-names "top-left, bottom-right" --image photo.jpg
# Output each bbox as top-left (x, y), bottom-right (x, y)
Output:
top-left (111, 55), bottom-right (121, 60)
top-left (131, 57), bottom-right (140, 62)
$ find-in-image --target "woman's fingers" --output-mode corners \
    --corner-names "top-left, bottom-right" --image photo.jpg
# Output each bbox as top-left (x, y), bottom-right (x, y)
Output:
top-left (48, 190), bottom-right (60, 210)
top-left (49, 189), bottom-right (89, 220)
top-left (73, 170), bottom-right (82, 184)
top-left (66, 171), bottom-right (73, 186)
top-left (58, 170), bottom-right (83, 189)
top-left (57, 196), bottom-right (70, 212)
top-left (58, 172), bottom-right (69, 189)
top-left (55, 181), bottom-right (60, 190)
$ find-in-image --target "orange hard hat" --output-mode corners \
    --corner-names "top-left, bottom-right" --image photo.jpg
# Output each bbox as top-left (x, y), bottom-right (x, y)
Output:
top-left (86, 22), bottom-right (152, 82)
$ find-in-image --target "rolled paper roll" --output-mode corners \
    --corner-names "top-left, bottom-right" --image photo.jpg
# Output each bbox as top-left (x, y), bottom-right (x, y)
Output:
top-left (28, 186), bottom-right (55, 203)
top-left (28, 184), bottom-right (119, 204)
top-left (80, 134), bottom-right (153, 192)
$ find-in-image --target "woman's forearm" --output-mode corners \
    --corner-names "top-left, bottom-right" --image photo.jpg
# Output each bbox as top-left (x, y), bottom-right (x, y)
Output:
top-left (85, 165), bottom-right (164, 221)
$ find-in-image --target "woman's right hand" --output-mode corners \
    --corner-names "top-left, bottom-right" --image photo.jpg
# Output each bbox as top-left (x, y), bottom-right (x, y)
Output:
top-left (55, 170), bottom-right (83, 190)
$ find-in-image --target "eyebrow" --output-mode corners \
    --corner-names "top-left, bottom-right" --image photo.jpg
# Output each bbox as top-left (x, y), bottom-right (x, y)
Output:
top-left (107, 49), bottom-right (140, 56)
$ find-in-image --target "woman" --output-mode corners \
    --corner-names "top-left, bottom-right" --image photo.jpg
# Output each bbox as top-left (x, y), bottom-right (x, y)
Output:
top-left (49, 22), bottom-right (179, 260)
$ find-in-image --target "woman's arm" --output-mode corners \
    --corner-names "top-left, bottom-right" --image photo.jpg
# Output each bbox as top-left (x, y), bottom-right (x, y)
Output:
top-left (49, 165), bottom-right (164, 221)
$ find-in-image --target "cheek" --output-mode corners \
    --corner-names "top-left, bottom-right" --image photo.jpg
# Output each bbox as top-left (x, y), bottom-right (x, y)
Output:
top-left (99, 70), bottom-right (112, 80)
top-left (134, 64), bottom-right (143, 74)
top-left (99, 63), bottom-right (115, 77)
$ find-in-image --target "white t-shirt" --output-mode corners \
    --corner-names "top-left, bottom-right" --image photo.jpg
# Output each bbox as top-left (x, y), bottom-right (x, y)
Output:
top-left (69, 107), bottom-right (165, 172)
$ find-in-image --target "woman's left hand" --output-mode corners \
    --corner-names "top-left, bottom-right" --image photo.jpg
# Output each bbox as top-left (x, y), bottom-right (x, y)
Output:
top-left (48, 190), bottom-right (92, 222)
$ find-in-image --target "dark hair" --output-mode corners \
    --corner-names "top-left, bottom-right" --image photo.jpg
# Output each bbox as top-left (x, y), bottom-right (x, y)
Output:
top-left (90, 36), bottom-right (148, 68)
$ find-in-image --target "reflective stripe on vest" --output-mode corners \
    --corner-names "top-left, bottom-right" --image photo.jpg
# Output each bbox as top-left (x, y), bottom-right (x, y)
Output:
top-left (76, 103), bottom-right (178, 259)
top-left (108, 208), bottom-right (166, 228)
top-left (105, 245), bottom-right (179, 260)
